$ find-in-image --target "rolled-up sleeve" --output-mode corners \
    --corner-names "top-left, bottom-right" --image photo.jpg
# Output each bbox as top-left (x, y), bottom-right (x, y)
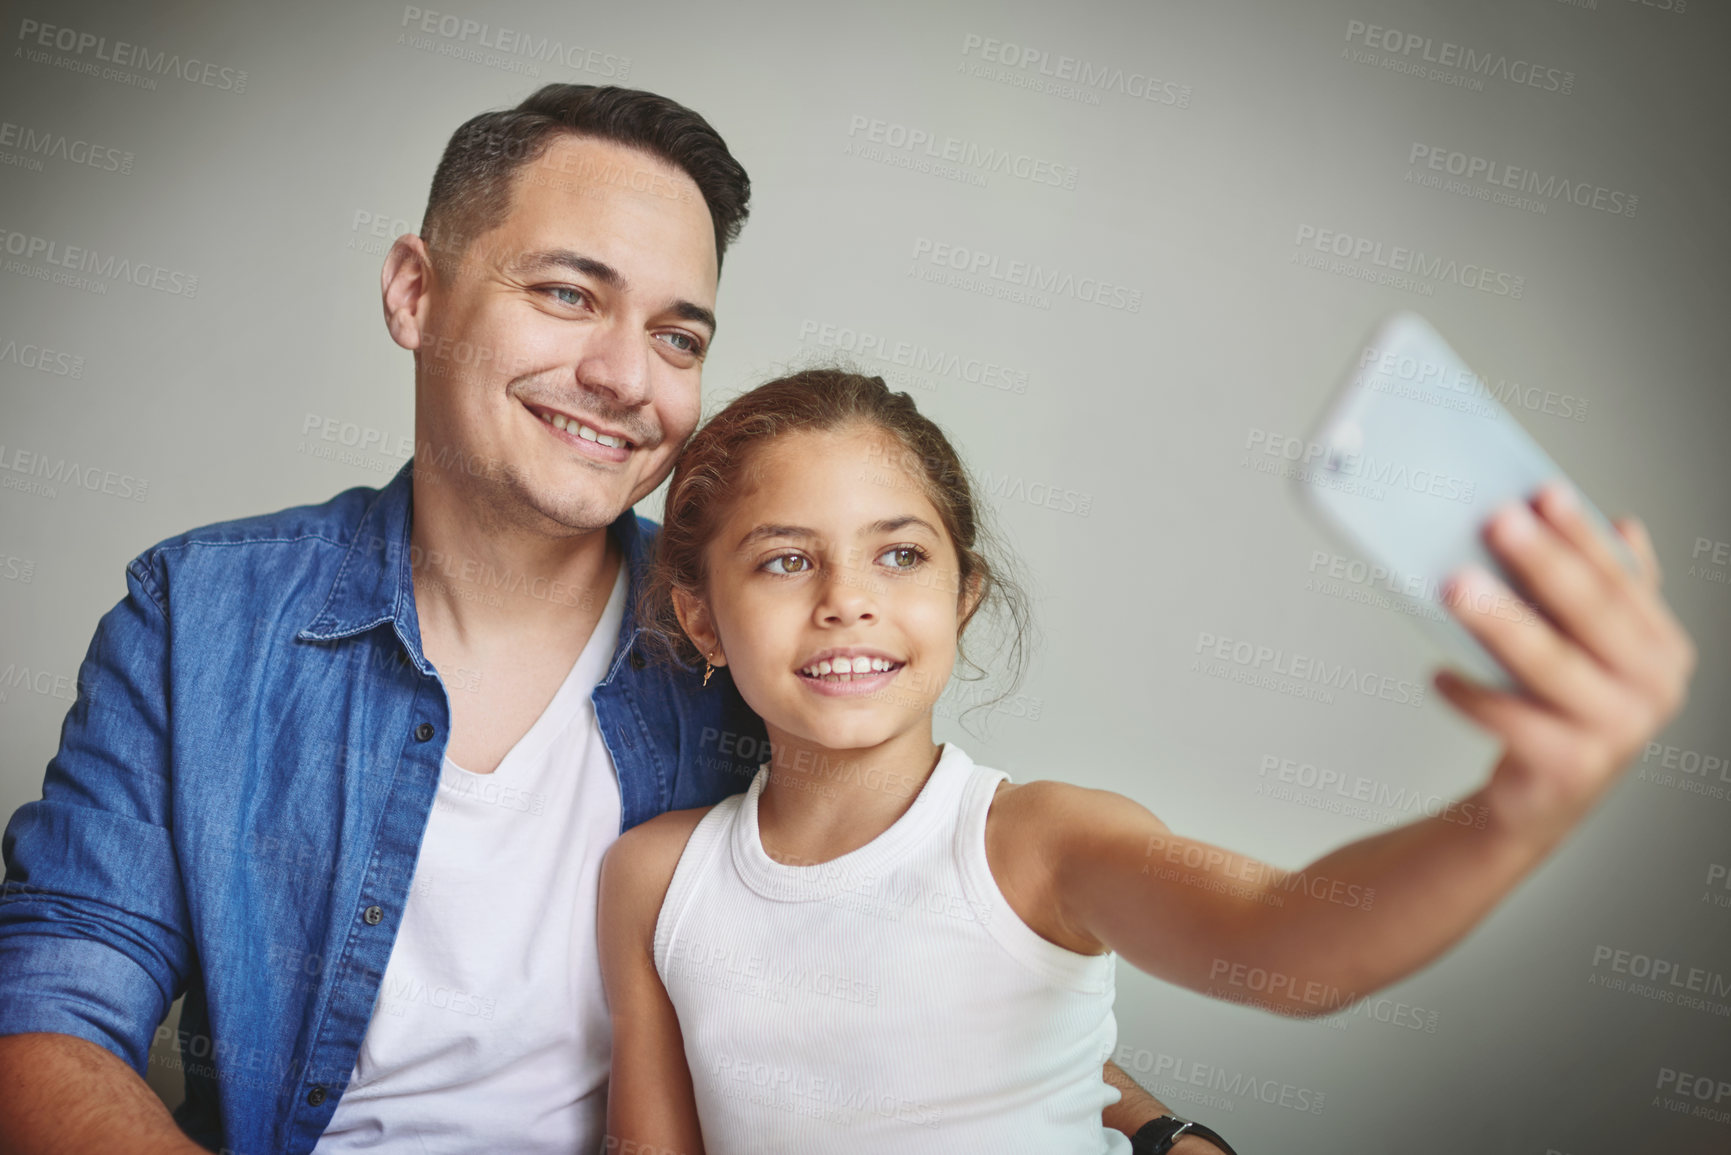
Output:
top-left (0, 554), bottom-right (193, 1075)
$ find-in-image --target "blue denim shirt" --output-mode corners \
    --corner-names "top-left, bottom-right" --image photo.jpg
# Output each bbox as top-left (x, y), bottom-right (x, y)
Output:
top-left (0, 460), bottom-right (768, 1155)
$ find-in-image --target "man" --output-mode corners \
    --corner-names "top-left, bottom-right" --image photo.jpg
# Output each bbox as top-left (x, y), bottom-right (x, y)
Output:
top-left (0, 84), bottom-right (1201, 1155)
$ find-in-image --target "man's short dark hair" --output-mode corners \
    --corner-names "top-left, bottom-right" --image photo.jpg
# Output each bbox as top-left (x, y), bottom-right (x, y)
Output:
top-left (421, 84), bottom-right (751, 277)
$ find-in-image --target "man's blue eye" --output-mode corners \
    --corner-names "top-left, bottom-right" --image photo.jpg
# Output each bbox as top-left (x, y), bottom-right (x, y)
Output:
top-left (550, 287), bottom-right (583, 306)
top-left (659, 331), bottom-right (707, 357)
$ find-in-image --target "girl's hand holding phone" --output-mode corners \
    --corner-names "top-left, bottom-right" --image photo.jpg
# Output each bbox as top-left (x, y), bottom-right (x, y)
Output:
top-left (1291, 312), bottom-right (1699, 846)
top-left (1049, 482), bottom-right (1699, 1009)
top-left (1436, 482), bottom-right (1697, 841)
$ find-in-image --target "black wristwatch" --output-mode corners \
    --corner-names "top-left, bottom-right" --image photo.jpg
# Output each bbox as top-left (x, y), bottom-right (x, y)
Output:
top-left (1130, 1113), bottom-right (1239, 1155)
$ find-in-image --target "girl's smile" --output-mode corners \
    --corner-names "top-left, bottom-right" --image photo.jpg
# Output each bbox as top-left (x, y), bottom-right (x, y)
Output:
top-left (794, 646), bottom-right (906, 696)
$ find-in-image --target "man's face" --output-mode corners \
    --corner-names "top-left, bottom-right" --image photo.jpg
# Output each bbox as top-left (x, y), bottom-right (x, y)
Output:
top-left (414, 134), bottom-right (719, 533)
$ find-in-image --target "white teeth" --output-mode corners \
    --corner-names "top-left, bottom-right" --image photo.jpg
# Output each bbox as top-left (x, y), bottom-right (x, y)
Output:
top-left (575, 422), bottom-right (627, 449)
top-left (801, 656), bottom-right (899, 679)
top-left (543, 411), bottom-right (628, 449)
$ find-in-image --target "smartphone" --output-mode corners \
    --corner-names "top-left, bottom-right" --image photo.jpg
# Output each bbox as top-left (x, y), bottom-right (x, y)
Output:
top-left (1289, 311), bottom-right (1637, 691)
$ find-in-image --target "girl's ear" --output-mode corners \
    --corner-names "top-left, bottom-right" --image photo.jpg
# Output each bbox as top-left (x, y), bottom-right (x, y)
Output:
top-left (672, 586), bottom-right (726, 666)
top-left (958, 569), bottom-right (987, 627)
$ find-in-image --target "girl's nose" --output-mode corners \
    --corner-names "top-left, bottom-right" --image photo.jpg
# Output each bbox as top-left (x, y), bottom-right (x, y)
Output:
top-left (817, 568), bottom-right (877, 626)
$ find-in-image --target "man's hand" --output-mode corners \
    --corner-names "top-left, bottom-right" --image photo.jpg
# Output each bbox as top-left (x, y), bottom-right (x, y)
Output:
top-left (1102, 1060), bottom-right (1230, 1154)
top-left (1437, 483), bottom-right (1696, 838)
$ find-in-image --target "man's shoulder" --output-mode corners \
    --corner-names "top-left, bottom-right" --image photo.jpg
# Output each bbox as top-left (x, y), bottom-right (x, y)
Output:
top-left (125, 480), bottom-right (390, 608)
top-left (144, 482), bottom-right (382, 557)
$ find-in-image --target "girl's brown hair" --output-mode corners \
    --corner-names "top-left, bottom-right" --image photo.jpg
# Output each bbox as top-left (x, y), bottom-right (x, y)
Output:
top-left (637, 368), bottom-right (1032, 719)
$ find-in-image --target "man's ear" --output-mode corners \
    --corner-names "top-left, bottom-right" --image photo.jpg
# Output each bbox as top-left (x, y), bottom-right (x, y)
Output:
top-left (672, 586), bottom-right (725, 666)
top-left (381, 234), bottom-right (437, 352)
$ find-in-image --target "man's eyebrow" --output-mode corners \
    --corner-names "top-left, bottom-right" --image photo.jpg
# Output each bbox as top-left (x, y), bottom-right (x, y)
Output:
top-left (672, 300), bottom-right (718, 337)
top-left (734, 517), bottom-right (940, 552)
top-left (509, 249), bottom-right (623, 287)
top-left (509, 248), bottom-right (716, 336)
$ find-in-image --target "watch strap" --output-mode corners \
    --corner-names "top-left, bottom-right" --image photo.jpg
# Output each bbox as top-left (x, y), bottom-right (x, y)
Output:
top-left (1130, 1113), bottom-right (1239, 1155)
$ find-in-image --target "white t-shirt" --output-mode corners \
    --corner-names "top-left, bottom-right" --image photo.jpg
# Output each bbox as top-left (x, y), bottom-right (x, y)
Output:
top-left (314, 563), bottom-right (628, 1154)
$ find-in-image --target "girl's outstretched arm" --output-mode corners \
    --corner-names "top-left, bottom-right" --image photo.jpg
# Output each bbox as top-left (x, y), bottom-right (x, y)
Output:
top-left (1014, 492), bottom-right (1695, 1013)
top-left (598, 808), bottom-right (713, 1155)
top-left (1002, 778), bottom-right (1555, 1014)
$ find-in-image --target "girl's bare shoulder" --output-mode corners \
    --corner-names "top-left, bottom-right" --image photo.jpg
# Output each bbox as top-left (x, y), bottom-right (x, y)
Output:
top-left (987, 777), bottom-right (1169, 843)
top-left (600, 805), bottom-right (716, 925)
top-left (983, 777), bottom-right (1171, 956)
top-left (985, 780), bottom-right (1109, 955)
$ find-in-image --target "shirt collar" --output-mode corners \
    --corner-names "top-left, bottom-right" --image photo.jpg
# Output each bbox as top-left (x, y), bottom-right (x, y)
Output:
top-left (299, 459), bottom-right (655, 678)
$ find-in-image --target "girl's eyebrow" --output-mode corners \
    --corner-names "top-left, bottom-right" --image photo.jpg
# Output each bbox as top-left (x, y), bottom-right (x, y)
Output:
top-left (733, 516), bottom-right (941, 553)
top-left (734, 523), bottom-right (815, 551)
top-left (865, 516), bottom-right (940, 538)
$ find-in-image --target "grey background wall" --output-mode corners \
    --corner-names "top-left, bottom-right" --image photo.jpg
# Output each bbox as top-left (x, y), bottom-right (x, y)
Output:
top-left (2, 0), bottom-right (1728, 1151)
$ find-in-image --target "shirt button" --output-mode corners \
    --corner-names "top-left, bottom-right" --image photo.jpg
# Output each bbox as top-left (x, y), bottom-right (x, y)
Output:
top-left (363, 905), bottom-right (384, 925)
top-left (629, 650), bottom-right (646, 669)
top-left (307, 1085), bottom-right (327, 1106)
top-left (414, 722), bottom-right (435, 742)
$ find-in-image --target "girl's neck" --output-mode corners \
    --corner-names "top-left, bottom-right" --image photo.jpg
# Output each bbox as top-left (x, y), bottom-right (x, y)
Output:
top-left (754, 724), bottom-right (944, 867)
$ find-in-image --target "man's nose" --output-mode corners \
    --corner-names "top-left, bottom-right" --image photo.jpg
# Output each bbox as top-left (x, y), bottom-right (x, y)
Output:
top-left (573, 317), bottom-right (652, 407)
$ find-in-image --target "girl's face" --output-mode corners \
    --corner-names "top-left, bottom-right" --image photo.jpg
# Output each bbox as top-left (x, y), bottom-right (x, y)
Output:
top-left (683, 424), bottom-right (974, 754)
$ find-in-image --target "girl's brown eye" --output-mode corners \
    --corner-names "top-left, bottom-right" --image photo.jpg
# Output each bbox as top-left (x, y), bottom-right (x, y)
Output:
top-left (877, 545), bottom-right (926, 570)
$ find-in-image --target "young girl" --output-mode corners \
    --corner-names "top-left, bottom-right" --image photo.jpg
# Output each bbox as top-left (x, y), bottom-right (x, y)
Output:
top-left (597, 369), bottom-right (1694, 1154)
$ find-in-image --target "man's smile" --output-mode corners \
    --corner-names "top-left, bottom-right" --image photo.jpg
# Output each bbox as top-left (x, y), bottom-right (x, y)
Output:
top-left (527, 401), bottom-right (638, 461)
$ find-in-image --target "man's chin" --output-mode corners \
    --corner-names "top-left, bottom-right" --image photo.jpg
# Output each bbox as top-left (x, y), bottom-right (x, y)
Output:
top-left (527, 491), bottom-right (633, 534)
top-left (491, 467), bottom-right (636, 535)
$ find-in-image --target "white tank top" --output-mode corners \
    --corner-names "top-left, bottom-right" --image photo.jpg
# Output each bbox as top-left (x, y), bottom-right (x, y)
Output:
top-left (314, 563), bottom-right (628, 1154)
top-left (654, 742), bottom-right (1132, 1155)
